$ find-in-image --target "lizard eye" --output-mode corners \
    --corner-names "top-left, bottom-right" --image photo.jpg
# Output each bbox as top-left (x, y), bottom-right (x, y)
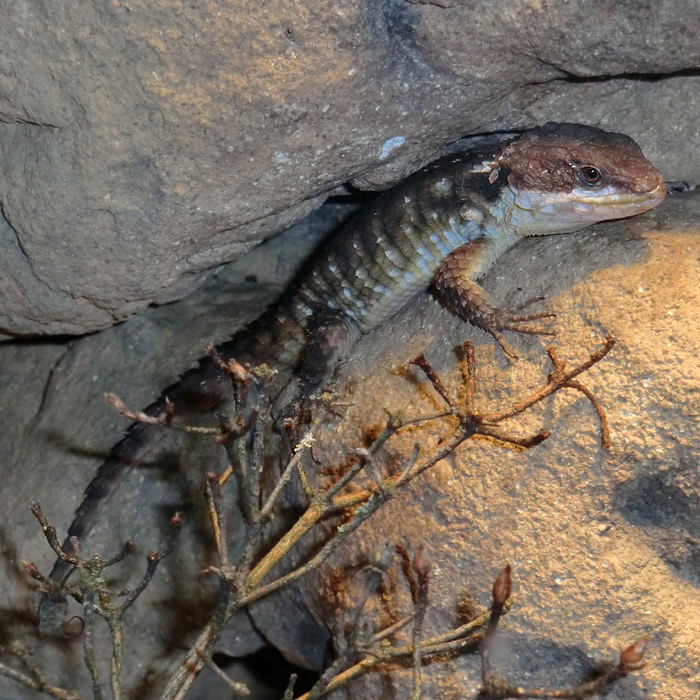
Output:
top-left (577, 165), bottom-right (603, 187)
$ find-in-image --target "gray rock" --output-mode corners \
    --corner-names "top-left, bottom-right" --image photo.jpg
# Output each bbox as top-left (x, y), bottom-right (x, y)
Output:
top-left (1, 1), bottom-right (699, 335)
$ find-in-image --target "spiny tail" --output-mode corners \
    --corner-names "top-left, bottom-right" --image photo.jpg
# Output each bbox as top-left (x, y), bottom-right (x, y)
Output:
top-left (49, 306), bottom-right (309, 583)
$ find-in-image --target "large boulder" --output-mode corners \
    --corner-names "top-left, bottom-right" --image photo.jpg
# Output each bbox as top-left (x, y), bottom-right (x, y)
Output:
top-left (1, 0), bottom-right (699, 336)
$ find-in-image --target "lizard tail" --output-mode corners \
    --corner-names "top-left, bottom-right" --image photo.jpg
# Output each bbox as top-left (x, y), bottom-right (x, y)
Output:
top-left (49, 307), bottom-right (309, 583)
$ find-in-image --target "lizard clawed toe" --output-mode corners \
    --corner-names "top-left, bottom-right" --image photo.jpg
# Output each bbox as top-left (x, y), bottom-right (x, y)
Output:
top-left (507, 294), bottom-right (548, 313)
top-left (474, 307), bottom-right (557, 359)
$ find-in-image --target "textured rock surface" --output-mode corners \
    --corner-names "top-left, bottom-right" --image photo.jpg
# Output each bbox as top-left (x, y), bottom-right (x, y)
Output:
top-left (0, 190), bottom-right (697, 698)
top-left (1, 0), bottom-right (700, 335)
top-left (303, 192), bottom-right (700, 699)
top-left (2, 1), bottom-right (700, 697)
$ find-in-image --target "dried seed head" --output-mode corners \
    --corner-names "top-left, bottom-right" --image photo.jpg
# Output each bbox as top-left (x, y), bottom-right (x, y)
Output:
top-left (21, 560), bottom-right (41, 578)
top-left (492, 564), bottom-right (512, 606)
top-left (412, 545), bottom-right (431, 581)
top-left (620, 636), bottom-right (650, 672)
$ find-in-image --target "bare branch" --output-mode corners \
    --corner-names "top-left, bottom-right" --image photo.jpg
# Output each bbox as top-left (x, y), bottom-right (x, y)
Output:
top-left (105, 393), bottom-right (224, 436)
top-left (480, 336), bottom-right (615, 424)
top-left (195, 649), bottom-right (251, 696)
top-left (0, 642), bottom-right (80, 700)
top-left (30, 503), bottom-right (79, 567)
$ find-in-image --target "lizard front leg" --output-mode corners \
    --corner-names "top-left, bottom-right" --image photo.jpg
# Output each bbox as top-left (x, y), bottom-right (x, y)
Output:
top-left (433, 239), bottom-right (555, 359)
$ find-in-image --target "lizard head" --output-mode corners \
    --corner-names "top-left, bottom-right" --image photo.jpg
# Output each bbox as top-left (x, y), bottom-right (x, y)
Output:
top-left (498, 122), bottom-right (666, 236)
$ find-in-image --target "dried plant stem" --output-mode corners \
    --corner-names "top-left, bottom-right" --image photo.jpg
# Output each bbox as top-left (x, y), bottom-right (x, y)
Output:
top-left (196, 650), bottom-right (250, 696)
top-left (83, 595), bottom-right (102, 700)
top-left (481, 336), bottom-right (615, 426)
top-left (479, 567), bottom-right (648, 699)
top-left (13, 336), bottom-right (620, 700)
top-left (162, 337), bottom-right (618, 698)
top-left (0, 642), bottom-right (80, 700)
top-left (409, 579), bottom-right (428, 697)
top-left (294, 605), bottom-right (503, 700)
top-left (161, 599), bottom-right (237, 700)
top-left (259, 430), bottom-right (315, 520)
top-left (0, 661), bottom-right (79, 700)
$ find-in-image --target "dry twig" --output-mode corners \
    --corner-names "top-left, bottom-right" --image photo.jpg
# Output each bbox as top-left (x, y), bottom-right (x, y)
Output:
top-left (22, 506), bottom-right (181, 700)
top-left (478, 566), bottom-right (649, 699)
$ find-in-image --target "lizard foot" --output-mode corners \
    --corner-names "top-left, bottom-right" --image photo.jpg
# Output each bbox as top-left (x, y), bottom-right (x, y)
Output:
top-left (471, 304), bottom-right (556, 360)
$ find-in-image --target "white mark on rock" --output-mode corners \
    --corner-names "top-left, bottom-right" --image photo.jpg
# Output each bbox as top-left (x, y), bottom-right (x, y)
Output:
top-left (274, 151), bottom-right (292, 165)
top-left (379, 136), bottom-right (406, 160)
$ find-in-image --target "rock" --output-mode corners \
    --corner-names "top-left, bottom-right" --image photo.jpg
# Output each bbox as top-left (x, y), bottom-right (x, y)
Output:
top-left (299, 190), bottom-right (700, 698)
top-left (1, 190), bottom-right (697, 698)
top-left (0, 204), bottom-right (336, 698)
top-left (1, 1), bottom-right (699, 335)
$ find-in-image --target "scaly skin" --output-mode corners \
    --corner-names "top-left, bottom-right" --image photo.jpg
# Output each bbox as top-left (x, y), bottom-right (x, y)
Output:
top-left (48, 123), bottom-right (666, 584)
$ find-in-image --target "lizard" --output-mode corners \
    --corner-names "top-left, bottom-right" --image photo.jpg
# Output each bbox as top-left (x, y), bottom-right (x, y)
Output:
top-left (47, 122), bottom-right (666, 585)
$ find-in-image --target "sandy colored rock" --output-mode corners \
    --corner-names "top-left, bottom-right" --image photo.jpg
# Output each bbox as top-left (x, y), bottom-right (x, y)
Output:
top-left (298, 191), bottom-right (700, 698)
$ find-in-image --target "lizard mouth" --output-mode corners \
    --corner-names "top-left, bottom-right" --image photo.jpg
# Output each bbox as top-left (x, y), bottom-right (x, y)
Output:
top-left (577, 183), bottom-right (667, 206)
top-left (511, 182), bottom-right (667, 235)
top-left (571, 182), bottom-right (667, 220)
